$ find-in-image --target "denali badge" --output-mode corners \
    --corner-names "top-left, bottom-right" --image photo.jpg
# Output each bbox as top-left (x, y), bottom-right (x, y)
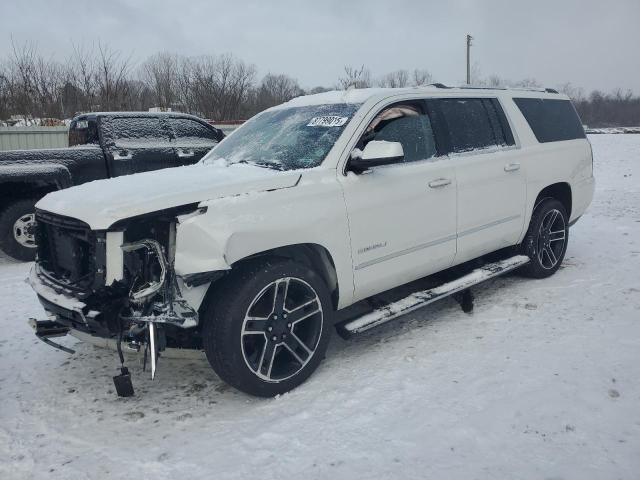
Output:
top-left (358, 242), bottom-right (387, 255)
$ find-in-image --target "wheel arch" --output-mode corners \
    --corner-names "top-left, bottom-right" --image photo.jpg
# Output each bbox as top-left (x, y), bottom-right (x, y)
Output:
top-left (534, 182), bottom-right (572, 219)
top-left (232, 243), bottom-right (340, 310)
top-left (0, 181), bottom-right (58, 207)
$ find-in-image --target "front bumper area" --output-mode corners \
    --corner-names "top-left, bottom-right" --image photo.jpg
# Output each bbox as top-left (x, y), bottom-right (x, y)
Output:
top-left (28, 264), bottom-right (107, 334)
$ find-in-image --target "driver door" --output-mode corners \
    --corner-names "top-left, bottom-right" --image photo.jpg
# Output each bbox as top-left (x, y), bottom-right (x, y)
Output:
top-left (339, 100), bottom-right (457, 302)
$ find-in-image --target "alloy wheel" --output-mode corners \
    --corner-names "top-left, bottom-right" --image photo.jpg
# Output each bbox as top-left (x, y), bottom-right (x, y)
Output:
top-left (537, 208), bottom-right (566, 269)
top-left (240, 277), bottom-right (324, 382)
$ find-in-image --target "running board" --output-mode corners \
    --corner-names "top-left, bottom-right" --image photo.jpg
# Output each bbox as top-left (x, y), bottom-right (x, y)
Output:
top-left (338, 255), bottom-right (530, 337)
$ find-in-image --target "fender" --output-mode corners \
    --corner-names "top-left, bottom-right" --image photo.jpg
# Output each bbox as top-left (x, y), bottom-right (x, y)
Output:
top-left (0, 162), bottom-right (73, 191)
top-left (174, 169), bottom-right (355, 309)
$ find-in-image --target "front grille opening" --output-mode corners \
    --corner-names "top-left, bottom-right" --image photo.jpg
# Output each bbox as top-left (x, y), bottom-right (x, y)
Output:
top-left (36, 211), bottom-right (98, 291)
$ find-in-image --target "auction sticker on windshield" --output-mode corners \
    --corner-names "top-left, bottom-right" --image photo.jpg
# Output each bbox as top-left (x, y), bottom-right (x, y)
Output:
top-left (307, 116), bottom-right (349, 127)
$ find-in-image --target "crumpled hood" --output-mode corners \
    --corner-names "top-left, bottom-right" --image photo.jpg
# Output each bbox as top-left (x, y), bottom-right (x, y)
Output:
top-left (36, 163), bottom-right (300, 230)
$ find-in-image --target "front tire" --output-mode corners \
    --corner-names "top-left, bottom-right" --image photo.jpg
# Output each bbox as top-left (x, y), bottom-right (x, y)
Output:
top-left (202, 258), bottom-right (333, 397)
top-left (520, 198), bottom-right (569, 278)
top-left (0, 197), bottom-right (39, 261)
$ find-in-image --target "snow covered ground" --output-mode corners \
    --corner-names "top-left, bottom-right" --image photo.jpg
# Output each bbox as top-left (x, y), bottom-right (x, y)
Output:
top-left (1, 134), bottom-right (639, 479)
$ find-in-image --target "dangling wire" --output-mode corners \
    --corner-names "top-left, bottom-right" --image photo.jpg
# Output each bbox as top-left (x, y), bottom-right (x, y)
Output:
top-left (116, 316), bottom-right (125, 366)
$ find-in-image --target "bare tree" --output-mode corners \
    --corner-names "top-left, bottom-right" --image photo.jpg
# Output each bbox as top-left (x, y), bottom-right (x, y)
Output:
top-left (141, 52), bottom-right (180, 109)
top-left (513, 77), bottom-right (541, 88)
top-left (411, 69), bottom-right (433, 86)
top-left (377, 69), bottom-right (410, 88)
top-left (94, 42), bottom-right (133, 110)
top-left (1, 42), bottom-right (638, 128)
top-left (254, 73), bottom-right (303, 110)
top-left (338, 65), bottom-right (372, 89)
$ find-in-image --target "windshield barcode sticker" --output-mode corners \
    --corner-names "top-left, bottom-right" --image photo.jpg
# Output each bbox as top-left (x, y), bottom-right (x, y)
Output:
top-left (307, 116), bottom-right (349, 127)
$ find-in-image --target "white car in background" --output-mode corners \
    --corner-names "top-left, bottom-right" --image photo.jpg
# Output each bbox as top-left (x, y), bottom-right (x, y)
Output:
top-left (28, 85), bottom-right (594, 397)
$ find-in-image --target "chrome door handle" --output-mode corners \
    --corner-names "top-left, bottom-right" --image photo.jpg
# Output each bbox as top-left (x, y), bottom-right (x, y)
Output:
top-left (113, 150), bottom-right (132, 160)
top-left (504, 163), bottom-right (521, 172)
top-left (177, 149), bottom-right (195, 158)
top-left (428, 178), bottom-right (452, 188)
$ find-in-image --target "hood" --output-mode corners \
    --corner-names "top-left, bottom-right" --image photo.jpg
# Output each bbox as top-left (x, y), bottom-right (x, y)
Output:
top-left (36, 163), bottom-right (301, 230)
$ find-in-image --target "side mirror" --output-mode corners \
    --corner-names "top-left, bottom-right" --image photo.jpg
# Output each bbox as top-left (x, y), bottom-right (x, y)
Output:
top-left (349, 141), bottom-right (404, 173)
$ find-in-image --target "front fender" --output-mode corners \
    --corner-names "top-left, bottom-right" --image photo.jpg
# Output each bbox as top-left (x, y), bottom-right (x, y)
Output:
top-left (174, 217), bottom-right (231, 275)
top-left (173, 172), bottom-right (355, 308)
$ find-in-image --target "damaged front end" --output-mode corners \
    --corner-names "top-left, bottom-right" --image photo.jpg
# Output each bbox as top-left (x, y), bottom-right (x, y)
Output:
top-left (29, 205), bottom-right (219, 395)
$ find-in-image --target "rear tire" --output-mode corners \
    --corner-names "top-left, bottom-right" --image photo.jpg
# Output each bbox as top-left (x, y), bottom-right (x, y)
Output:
top-left (202, 258), bottom-right (333, 397)
top-left (520, 198), bottom-right (569, 278)
top-left (0, 197), bottom-right (39, 262)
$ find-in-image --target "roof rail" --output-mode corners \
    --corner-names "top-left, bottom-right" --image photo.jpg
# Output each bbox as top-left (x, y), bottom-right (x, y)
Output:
top-left (424, 84), bottom-right (560, 94)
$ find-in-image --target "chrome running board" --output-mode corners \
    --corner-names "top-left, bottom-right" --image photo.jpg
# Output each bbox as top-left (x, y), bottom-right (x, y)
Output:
top-left (339, 255), bottom-right (530, 336)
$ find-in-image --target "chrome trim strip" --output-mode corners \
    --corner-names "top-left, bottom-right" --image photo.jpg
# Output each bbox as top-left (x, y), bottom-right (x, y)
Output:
top-left (354, 214), bottom-right (521, 271)
top-left (354, 234), bottom-right (457, 271)
top-left (457, 214), bottom-right (521, 238)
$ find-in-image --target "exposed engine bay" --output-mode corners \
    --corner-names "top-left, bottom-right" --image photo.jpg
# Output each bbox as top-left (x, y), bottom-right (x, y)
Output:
top-left (30, 205), bottom-right (222, 393)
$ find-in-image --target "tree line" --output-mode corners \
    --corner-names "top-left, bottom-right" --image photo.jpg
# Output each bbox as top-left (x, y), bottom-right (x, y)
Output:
top-left (0, 41), bottom-right (637, 127)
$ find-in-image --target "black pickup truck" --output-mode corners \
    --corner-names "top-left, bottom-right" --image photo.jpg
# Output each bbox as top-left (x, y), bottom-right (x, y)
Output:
top-left (0, 112), bottom-right (224, 261)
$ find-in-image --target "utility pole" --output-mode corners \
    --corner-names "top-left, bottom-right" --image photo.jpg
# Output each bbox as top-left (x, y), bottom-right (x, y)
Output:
top-left (466, 34), bottom-right (473, 85)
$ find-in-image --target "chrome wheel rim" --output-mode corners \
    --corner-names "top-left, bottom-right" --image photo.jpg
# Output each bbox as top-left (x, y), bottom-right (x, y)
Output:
top-left (537, 208), bottom-right (566, 269)
top-left (13, 213), bottom-right (37, 248)
top-left (240, 277), bottom-right (323, 383)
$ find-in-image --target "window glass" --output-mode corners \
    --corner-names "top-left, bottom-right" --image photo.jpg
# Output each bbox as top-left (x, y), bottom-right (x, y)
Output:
top-left (111, 117), bottom-right (168, 147)
top-left (169, 118), bottom-right (219, 144)
top-left (483, 99), bottom-right (506, 145)
top-left (491, 99), bottom-right (515, 146)
top-left (439, 98), bottom-right (496, 152)
top-left (68, 118), bottom-right (99, 146)
top-left (202, 103), bottom-right (359, 170)
top-left (362, 104), bottom-right (437, 163)
top-left (513, 98), bottom-right (585, 143)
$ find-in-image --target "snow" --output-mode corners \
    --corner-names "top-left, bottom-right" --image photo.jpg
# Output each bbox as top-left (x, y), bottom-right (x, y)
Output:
top-left (1, 134), bottom-right (639, 479)
top-left (36, 163), bottom-right (299, 230)
top-left (273, 88), bottom-right (396, 109)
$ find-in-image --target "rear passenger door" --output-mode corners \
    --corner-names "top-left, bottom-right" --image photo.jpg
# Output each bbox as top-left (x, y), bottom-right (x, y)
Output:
top-left (437, 98), bottom-right (526, 263)
top-left (105, 116), bottom-right (177, 177)
top-left (167, 117), bottom-right (221, 165)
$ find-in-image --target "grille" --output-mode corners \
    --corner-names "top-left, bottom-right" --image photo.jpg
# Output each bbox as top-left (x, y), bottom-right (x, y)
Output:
top-left (35, 211), bottom-right (100, 291)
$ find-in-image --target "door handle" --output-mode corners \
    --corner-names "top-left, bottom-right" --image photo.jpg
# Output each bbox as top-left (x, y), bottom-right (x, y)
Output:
top-left (428, 178), bottom-right (452, 188)
top-left (177, 149), bottom-right (195, 158)
top-left (113, 150), bottom-right (132, 160)
top-left (504, 162), bottom-right (521, 172)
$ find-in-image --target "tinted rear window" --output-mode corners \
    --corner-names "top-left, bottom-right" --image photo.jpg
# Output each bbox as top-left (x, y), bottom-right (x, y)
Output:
top-left (513, 98), bottom-right (585, 143)
top-left (438, 98), bottom-right (513, 152)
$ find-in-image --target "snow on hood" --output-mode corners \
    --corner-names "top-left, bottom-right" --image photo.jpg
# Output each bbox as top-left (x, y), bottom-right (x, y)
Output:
top-left (36, 163), bottom-right (300, 230)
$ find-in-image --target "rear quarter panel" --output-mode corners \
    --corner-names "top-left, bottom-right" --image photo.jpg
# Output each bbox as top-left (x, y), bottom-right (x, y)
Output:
top-left (500, 95), bottom-right (594, 239)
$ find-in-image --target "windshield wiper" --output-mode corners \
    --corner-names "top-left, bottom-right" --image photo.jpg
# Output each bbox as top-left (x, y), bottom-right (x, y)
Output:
top-left (236, 160), bottom-right (285, 171)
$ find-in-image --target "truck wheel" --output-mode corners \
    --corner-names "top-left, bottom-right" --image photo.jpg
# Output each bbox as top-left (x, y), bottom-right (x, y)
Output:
top-left (520, 198), bottom-right (569, 278)
top-left (202, 258), bottom-right (332, 397)
top-left (0, 198), bottom-right (39, 261)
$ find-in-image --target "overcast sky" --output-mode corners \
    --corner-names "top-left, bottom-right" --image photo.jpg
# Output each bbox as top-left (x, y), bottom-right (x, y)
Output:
top-left (1, 0), bottom-right (638, 93)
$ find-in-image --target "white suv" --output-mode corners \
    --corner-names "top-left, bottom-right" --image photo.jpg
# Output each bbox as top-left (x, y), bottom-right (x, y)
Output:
top-left (29, 86), bottom-right (595, 396)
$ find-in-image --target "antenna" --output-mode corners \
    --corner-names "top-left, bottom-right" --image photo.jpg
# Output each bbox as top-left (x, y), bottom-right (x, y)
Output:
top-left (466, 34), bottom-right (473, 85)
